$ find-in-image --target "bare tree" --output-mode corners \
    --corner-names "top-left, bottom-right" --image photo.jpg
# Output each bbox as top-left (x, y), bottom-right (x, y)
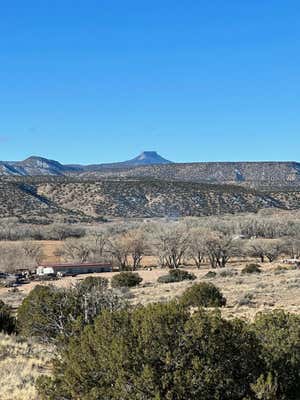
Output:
top-left (283, 236), bottom-right (300, 259)
top-left (107, 234), bottom-right (130, 271)
top-left (56, 239), bottom-right (93, 263)
top-left (186, 228), bottom-right (207, 268)
top-left (246, 238), bottom-right (285, 263)
top-left (204, 232), bottom-right (239, 268)
top-left (246, 239), bottom-right (267, 263)
top-left (264, 240), bottom-right (285, 262)
top-left (122, 229), bottom-right (148, 270)
top-left (0, 243), bottom-right (41, 273)
top-left (90, 231), bottom-right (108, 258)
top-left (152, 224), bottom-right (189, 269)
top-left (22, 242), bottom-right (44, 265)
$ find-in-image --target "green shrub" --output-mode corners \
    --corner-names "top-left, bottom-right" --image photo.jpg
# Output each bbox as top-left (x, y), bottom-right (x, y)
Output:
top-left (111, 272), bottom-right (142, 288)
top-left (241, 263), bottom-right (261, 274)
top-left (203, 271), bottom-right (217, 279)
top-left (237, 292), bottom-right (254, 307)
top-left (253, 310), bottom-right (300, 400)
top-left (157, 269), bottom-right (196, 284)
top-left (219, 269), bottom-right (237, 278)
top-left (0, 300), bottom-right (16, 334)
top-left (17, 285), bottom-right (72, 342)
top-left (77, 276), bottom-right (109, 292)
top-left (179, 282), bottom-right (226, 308)
top-left (18, 284), bottom-right (124, 343)
top-left (37, 304), bottom-right (262, 400)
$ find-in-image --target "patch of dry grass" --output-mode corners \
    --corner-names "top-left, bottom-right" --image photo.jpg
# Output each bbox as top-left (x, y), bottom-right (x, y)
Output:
top-left (129, 264), bottom-right (300, 320)
top-left (0, 261), bottom-right (299, 320)
top-left (0, 333), bottom-right (52, 400)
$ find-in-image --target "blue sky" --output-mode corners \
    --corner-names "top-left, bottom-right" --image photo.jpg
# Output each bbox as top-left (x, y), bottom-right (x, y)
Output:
top-left (0, 1), bottom-right (300, 164)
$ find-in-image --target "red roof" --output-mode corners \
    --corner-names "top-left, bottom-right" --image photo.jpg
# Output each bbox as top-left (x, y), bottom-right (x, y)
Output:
top-left (39, 262), bottom-right (112, 270)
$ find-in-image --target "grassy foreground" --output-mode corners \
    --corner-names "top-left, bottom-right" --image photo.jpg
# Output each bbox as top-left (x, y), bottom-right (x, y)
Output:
top-left (0, 333), bottom-right (51, 400)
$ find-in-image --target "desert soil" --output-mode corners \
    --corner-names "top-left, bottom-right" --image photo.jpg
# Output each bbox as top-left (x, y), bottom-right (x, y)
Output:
top-left (1, 261), bottom-right (299, 320)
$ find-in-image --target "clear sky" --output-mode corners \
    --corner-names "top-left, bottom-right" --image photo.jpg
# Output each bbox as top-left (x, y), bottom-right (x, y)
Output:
top-left (0, 1), bottom-right (299, 164)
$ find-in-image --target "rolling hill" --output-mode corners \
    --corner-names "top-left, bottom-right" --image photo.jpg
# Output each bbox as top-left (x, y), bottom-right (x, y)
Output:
top-left (79, 161), bottom-right (300, 188)
top-left (1, 176), bottom-right (300, 222)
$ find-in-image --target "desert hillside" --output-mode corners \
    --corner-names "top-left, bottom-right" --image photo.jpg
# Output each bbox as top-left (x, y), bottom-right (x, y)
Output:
top-left (37, 179), bottom-right (287, 218)
top-left (79, 161), bottom-right (300, 187)
top-left (2, 177), bottom-right (300, 221)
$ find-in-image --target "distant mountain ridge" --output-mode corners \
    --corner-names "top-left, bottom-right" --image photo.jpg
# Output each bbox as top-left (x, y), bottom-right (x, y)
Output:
top-left (0, 151), bottom-right (172, 176)
top-left (1, 152), bottom-right (300, 188)
top-left (123, 151), bottom-right (172, 166)
top-left (0, 156), bottom-right (67, 176)
top-left (88, 161), bottom-right (300, 188)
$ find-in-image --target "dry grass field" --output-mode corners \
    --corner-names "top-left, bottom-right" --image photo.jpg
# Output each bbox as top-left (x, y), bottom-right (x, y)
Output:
top-left (0, 333), bottom-right (52, 400)
top-left (0, 240), bottom-right (63, 264)
top-left (1, 260), bottom-right (299, 319)
top-left (130, 264), bottom-right (300, 319)
top-left (36, 240), bottom-right (63, 263)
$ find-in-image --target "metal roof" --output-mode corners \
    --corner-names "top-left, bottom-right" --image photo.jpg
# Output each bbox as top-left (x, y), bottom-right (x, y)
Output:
top-left (38, 262), bottom-right (112, 270)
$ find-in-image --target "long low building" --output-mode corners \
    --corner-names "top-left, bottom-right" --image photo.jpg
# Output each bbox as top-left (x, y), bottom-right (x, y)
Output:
top-left (36, 262), bottom-right (113, 276)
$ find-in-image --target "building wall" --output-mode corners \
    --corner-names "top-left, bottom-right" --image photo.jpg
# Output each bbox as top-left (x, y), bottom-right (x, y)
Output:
top-left (37, 265), bottom-right (112, 275)
top-left (56, 266), bottom-right (112, 275)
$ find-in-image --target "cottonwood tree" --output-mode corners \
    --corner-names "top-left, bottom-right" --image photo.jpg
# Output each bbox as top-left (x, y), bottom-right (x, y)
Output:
top-left (125, 229), bottom-right (148, 270)
top-left (246, 239), bottom-right (285, 263)
top-left (0, 243), bottom-right (41, 273)
top-left (204, 232), bottom-right (240, 268)
top-left (264, 240), bottom-right (285, 262)
top-left (43, 224), bottom-right (86, 241)
top-left (152, 224), bottom-right (189, 268)
top-left (283, 236), bottom-right (300, 259)
top-left (90, 231), bottom-right (108, 258)
top-left (107, 230), bottom-right (148, 270)
top-left (186, 228), bottom-right (208, 268)
top-left (56, 238), bottom-right (93, 263)
top-left (22, 242), bottom-right (44, 265)
top-left (246, 239), bottom-right (268, 263)
top-left (107, 234), bottom-right (130, 271)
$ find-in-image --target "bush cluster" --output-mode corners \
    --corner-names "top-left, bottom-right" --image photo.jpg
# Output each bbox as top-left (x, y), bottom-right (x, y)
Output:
top-left (36, 306), bottom-right (300, 400)
top-left (241, 263), bottom-right (262, 274)
top-left (157, 269), bottom-right (196, 284)
top-left (111, 272), bottom-right (143, 288)
top-left (179, 282), bottom-right (226, 308)
top-left (204, 271), bottom-right (217, 279)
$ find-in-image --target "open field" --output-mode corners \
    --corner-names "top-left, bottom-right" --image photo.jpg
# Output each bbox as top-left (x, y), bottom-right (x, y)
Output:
top-left (0, 240), bottom-right (63, 264)
top-left (1, 262), bottom-right (299, 319)
top-left (0, 333), bottom-right (52, 400)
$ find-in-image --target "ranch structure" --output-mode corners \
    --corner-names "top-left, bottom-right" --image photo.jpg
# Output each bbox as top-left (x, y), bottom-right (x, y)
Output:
top-left (36, 262), bottom-right (113, 276)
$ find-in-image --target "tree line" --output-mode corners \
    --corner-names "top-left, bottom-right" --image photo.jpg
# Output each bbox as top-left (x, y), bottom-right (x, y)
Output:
top-left (57, 215), bottom-right (300, 270)
top-left (1, 211), bottom-right (300, 272)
